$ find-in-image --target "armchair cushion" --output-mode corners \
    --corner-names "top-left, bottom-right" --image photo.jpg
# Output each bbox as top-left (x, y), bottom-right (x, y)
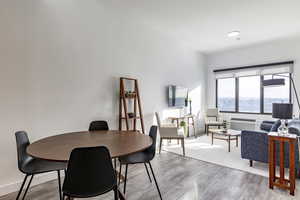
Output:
top-left (159, 127), bottom-right (184, 138)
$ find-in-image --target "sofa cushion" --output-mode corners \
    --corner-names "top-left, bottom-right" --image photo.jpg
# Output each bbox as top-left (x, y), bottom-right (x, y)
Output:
top-left (288, 120), bottom-right (300, 136)
top-left (260, 122), bottom-right (274, 132)
top-left (270, 119), bottom-right (300, 136)
top-left (270, 120), bottom-right (281, 132)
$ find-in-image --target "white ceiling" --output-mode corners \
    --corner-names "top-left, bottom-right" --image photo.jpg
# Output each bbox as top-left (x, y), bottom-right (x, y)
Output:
top-left (104, 0), bottom-right (300, 53)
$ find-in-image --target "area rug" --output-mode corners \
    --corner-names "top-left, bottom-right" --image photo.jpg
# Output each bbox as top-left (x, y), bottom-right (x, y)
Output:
top-left (163, 135), bottom-right (269, 177)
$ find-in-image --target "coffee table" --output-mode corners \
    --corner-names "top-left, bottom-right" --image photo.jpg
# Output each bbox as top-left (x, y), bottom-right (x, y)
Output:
top-left (209, 128), bottom-right (241, 152)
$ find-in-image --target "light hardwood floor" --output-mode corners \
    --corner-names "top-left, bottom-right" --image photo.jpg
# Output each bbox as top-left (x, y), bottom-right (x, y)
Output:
top-left (1, 151), bottom-right (299, 200)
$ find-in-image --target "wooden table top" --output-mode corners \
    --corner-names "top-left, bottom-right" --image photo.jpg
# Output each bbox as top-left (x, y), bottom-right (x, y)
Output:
top-left (27, 130), bottom-right (152, 162)
top-left (268, 132), bottom-right (298, 139)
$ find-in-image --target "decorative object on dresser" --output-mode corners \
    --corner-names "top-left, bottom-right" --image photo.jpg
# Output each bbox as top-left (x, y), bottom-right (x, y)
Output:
top-left (268, 132), bottom-right (297, 195)
top-left (272, 103), bottom-right (293, 134)
top-left (119, 77), bottom-right (145, 133)
top-left (204, 108), bottom-right (224, 135)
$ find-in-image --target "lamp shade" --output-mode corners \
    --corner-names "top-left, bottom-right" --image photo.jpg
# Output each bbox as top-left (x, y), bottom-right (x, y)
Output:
top-left (272, 103), bottom-right (293, 119)
top-left (262, 78), bottom-right (285, 87)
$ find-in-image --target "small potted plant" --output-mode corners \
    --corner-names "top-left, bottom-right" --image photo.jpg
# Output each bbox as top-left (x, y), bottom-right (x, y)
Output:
top-left (180, 121), bottom-right (188, 137)
top-left (125, 91), bottom-right (136, 98)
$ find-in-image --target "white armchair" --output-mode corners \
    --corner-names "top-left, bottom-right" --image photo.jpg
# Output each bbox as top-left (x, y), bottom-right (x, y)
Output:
top-left (155, 112), bottom-right (185, 156)
top-left (205, 108), bottom-right (224, 135)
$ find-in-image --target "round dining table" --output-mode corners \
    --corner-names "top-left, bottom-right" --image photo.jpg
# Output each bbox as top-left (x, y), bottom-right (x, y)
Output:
top-left (27, 130), bottom-right (153, 200)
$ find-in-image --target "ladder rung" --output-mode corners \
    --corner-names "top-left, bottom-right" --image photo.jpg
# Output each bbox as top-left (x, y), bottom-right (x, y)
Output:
top-left (121, 96), bottom-right (136, 99)
top-left (120, 77), bottom-right (137, 81)
top-left (121, 117), bottom-right (141, 119)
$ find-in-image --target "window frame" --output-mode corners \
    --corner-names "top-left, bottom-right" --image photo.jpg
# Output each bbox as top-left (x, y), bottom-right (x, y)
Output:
top-left (216, 73), bottom-right (292, 115)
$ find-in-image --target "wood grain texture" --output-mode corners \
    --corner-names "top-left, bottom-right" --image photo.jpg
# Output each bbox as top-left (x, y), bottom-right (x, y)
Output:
top-left (2, 152), bottom-right (299, 200)
top-left (27, 130), bottom-right (152, 161)
top-left (268, 135), bottom-right (296, 196)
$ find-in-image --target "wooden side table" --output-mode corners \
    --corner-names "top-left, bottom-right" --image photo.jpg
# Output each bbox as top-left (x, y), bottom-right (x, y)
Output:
top-left (186, 114), bottom-right (196, 137)
top-left (268, 132), bottom-right (297, 196)
top-left (168, 115), bottom-right (196, 137)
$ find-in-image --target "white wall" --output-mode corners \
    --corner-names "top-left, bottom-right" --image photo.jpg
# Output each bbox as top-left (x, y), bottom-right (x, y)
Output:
top-left (206, 36), bottom-right (300, 122)
top-left (0, 0), bottom-right (206, 195)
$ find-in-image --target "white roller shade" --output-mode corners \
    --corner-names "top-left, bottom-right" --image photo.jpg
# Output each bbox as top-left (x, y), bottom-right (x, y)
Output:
top-left (215, 63), bottom-right (293, 79)
top-left (260, 64), bottom-right (293, 75)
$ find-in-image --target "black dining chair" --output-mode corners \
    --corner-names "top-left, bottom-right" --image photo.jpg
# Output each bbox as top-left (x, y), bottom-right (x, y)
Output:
top-left (15, 131), bottom-right (67, 200)
top-left (118, 126), bottom-right (162, 200)
top-left (88, 120), bottom-right (109, 131)
top-left (88, 120), bottom-right (118, 168)
top-left (62, 146), bottom-right (119, 200)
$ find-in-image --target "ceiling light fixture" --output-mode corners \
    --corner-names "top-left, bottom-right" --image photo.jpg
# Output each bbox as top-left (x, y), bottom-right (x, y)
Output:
top-left (227, 31), bottom-right (240, 37)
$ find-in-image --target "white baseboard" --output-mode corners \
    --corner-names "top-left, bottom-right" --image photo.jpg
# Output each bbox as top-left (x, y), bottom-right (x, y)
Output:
top-left (0, 172), bottom-right (59, 197)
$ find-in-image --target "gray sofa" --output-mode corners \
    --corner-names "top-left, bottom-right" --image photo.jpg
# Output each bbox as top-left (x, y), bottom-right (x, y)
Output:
top-left (241, 119), bottom-right (300, 175)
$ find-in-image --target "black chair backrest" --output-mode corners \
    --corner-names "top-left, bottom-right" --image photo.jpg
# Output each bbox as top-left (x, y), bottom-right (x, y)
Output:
top-left (63, 146), bottom-right (117, 198)
top-left (145, 126), bottom-right (158, 159)
top-left (15, 131), bottom-right (32, 173)
top-left (88, 121), bottom-right (109, 131)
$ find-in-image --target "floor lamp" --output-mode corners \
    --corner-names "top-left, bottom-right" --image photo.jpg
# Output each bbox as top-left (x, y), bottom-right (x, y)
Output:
top-left (262, 74), bottom-right (300, 118)
top-left (263, 75), bottom-right (300, 150)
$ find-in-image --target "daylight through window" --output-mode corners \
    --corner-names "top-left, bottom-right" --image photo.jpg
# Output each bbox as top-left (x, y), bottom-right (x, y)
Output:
top-left (216, 73), bottom-right (291, 114)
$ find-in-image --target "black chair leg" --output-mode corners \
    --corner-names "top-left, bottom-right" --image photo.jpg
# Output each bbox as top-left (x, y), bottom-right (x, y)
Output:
top-left (65, 196), bottom-right (71, 200)
top-left (118, 164), bottom-right (122, 185)
top-left (123, 164), bottom-right (128, 194)
top-left (22, 175), bottom-right (34, 200)
top-left (114, 186), bottom-right (119, 200)
top-left (148, 162), bottom-right (162, 200)
top-left (16, 175), bottom-right (28, 200)
top-left (144, 163), bottom-right (152, 183)
top-left (114, 158), bottom-right (117, 169)
top-left (57, 171), bottom-right (62, 200)
top-left (63, 195), bottom-right (71, 200)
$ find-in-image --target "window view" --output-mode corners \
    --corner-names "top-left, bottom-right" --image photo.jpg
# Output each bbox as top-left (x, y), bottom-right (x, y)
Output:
top-left (217, 78), bottom-right (235, 111)
top-left (239, 76), bottom-right (260, 113)
top-left (216, 73), bottom-right (290, 114)
top-left (263, 73), bottom-right (290, 113)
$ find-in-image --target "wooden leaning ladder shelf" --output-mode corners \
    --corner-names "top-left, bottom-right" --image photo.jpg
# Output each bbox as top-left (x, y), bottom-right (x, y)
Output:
top-left (119, 77), bottom-right (145, 134)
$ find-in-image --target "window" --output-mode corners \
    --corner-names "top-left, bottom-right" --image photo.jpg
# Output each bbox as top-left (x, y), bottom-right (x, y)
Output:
top-left (216, 73), bottom-right (291, 114)
top-left (263, 73), bottom-right (290, 113)
top-left (239, 76), bottom-right (260, 113)
top-left (217, 78), bottom-right (235, 112)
